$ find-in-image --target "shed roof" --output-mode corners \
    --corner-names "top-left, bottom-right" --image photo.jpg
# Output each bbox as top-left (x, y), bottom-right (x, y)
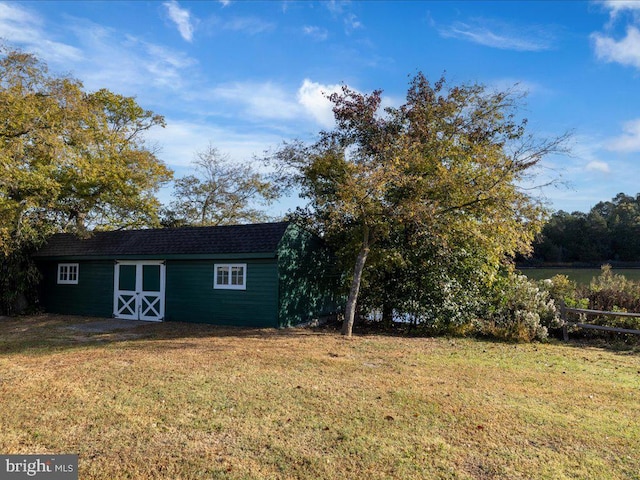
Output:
top-left (34, 222), bottom-right (291, 258)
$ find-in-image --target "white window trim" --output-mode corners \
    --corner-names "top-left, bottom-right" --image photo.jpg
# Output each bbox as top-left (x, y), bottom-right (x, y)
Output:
top-left (214, 263), bottom-right (246, 290)
top-left (57, 263), bottom-right (79, 285)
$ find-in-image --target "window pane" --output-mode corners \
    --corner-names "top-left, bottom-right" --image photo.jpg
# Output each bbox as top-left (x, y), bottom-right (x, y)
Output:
top-left (142, 264), bottom-right (161, 292)
top-left (217, 266), bottom-right (229, 285)
top-left (118, 265), bottom-right (136, 291)
top-left (231, 266), bottom-right (244, 285)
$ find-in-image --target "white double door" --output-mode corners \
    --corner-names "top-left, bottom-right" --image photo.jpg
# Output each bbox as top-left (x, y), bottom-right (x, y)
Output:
top-left (113, 261), bottom-right (165, 321)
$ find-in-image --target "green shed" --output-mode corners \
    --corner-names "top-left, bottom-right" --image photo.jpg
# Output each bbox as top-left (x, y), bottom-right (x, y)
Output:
top-left (34, 222), bottom-right (340, 327)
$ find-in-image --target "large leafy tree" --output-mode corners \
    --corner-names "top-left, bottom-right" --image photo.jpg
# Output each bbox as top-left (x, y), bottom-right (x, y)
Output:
top-left (0, 47), bottom-right (171, 312)
top-left (271, 73), bottom-right (568, 336)
top-left (164, 144), bottom-right (278, 226)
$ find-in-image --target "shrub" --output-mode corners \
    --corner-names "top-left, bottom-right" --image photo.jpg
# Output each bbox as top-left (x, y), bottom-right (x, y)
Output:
top-left (573, 265), bottom-right (640, 331)
top-left (542, 274), bottom-right (577, 305)
top-left (481, 273), bottom-right (561, 342)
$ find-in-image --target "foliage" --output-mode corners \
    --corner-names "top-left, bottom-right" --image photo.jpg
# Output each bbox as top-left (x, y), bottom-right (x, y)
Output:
top-left (0, 246), bottom-right (41, 314)
top-left (359, 230), bottom-right (486, 335)
top-left (482, 272), bottom-right (560, 342)
top-left (163, 144), bottom-right (278, 227)
top-left (531, 192), bottom-right (640, 263)
top-left (579, 265), bottom-right (640, 330)
top-left (588, 264), bottom-right (637, 295)
top-left (536, 266), bottom-right (640, 334)
top-left (0, 46), bottom-right (171, 313)
top-left (269, 73), bottom-right (568, 335)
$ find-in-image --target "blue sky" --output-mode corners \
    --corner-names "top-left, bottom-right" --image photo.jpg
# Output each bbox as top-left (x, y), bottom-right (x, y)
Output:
top-left (2, 0), bottom-right (640, 216)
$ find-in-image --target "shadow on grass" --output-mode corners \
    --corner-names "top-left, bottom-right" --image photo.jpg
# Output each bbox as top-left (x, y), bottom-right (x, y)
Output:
top-left (0, 313), bottom-right (332, 355)
top-left (3, 314), bottom-right (638, 358)
top-left (348, 318), bottom-right (640, 357)
top-left (556, 335), bottom-right (640, 357)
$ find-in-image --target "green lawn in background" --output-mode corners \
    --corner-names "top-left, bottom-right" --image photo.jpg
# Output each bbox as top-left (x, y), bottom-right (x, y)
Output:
top-left (519, 267), bottom-right (640, 285)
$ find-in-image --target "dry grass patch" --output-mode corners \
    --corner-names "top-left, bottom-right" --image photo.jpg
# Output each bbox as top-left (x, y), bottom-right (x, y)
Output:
top-left (0, 314), bottom-right (639, 479)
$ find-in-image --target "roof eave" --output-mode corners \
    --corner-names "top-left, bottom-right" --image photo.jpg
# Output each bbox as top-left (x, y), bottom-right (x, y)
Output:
top-left (34, 252), bottom-right (278, 261)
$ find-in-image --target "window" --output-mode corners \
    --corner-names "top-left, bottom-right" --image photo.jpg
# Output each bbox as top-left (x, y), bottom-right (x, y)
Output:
top-left (57, 263), bottom-right (79, 285)
top-left (214, 264), bottom-right (246, 290)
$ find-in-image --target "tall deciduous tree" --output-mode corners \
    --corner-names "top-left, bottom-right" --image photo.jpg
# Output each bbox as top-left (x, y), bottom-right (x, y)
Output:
top-left (0, 46), bottom-right (171, 313)
top-left (270, 73), bottom-right (568, 336)
top-left (165, 144), bottom-right (278, 226)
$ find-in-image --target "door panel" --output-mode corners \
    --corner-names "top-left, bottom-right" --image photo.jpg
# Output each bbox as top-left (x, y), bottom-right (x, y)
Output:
top-left (116, 293), bottom-right (137, 319)
top-left (142, 264), bottom-right (161, 291)
top-left (118, 264), bottom-right (137, 291)
top-left (140, 294), bottom-right (162, 321)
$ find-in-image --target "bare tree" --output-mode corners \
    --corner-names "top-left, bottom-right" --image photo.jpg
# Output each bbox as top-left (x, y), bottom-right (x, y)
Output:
top-left (165, 144), bottom-right (279, 226)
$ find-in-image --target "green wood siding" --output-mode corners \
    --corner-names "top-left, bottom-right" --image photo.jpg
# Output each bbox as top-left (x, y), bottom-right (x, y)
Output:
top-left (38, 260), bottom-right (114, 317)
top-left (164, 259), bottom-right (279, 327)
top-left (277, 225), bottom-right (341, 327)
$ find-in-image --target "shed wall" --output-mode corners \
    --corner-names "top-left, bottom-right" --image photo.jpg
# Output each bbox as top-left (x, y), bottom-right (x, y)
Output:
top-left (39, 260), bottom-right (114, 317)
top-left (165, 259), bottom-right (280, 327)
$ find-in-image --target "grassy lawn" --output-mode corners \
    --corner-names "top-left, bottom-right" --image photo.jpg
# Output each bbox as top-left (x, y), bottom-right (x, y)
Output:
top-left (518, 267), bottom-right (640, 285)
top-left (1, 315), bottom-right (639, 479)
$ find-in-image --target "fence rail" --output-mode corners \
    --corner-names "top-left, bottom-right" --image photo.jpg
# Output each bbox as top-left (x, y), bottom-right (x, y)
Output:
top-left (560, 302), bottom-right (640, 340)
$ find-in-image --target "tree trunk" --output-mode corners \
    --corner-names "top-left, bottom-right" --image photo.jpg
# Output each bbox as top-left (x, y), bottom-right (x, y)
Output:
top-left (342, 226), bottom-right (370, 337)
top-left (381, 301), bottom-right (394, 329)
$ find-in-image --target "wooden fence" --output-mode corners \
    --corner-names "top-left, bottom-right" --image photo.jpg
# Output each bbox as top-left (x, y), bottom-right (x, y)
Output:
top-left (560, 302), bottom-right (640, 340)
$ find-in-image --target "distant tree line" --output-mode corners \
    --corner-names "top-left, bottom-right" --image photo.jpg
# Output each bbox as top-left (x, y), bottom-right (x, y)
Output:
top-left (528, 193), bottom-right (640, 264)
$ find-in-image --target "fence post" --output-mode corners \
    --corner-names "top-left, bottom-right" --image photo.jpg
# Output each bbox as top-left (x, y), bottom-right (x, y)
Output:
top-left (560, 300), bottom-right (569, 341)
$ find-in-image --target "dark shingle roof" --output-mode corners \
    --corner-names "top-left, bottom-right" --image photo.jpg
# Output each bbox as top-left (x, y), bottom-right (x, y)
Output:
top-left (34, 222), bottom-right (290, 258)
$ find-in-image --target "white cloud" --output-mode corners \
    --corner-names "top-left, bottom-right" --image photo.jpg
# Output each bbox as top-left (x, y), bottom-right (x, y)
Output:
top-left (297, 79), bottom-right (400, 128)
top-left (163, 0), bottom-right (195, 42)
top-left (440, 20), bottom-right (554, 51)
top-left (303, 25), bottom-right (328, 41)
top-left (326, 1), bottom-right (348, 16)
top-left (592, 26), bottom-right (640, 69)
top-left (324, 1), bottom-right (363, 34)
top-left (0, 5), bottom-right (197, 99)
top-left (0, 2), bottom-right (83, 63)
top-left (224, 16), bottom-right (275, 35)
top-left (297, 79), bottom-right (343, 128)
top-left (206, 79), bottom-right (351, 129)
top-left (0, 1), bottom-right (40, 39)
top-left (585, 160), bottom-right (611, 172)
top-left (144, 118), bottom-right (284, 168)
top-left (64, 23), bottom-right (197, 97)
top-left (599, 0), bottom-right (640, 18)
top-left (209, 81), bottom-right (301, 121)
top-left (564, 134), bottom-right (613, 173)
top-left (345, 13), bottom-right (363, 32)
top-left (592, 0), bottom-right (640, 70)
top-left (489, 78), bottom-right (547, 97)
top-left (607, 118), bottom-right (640, 152)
